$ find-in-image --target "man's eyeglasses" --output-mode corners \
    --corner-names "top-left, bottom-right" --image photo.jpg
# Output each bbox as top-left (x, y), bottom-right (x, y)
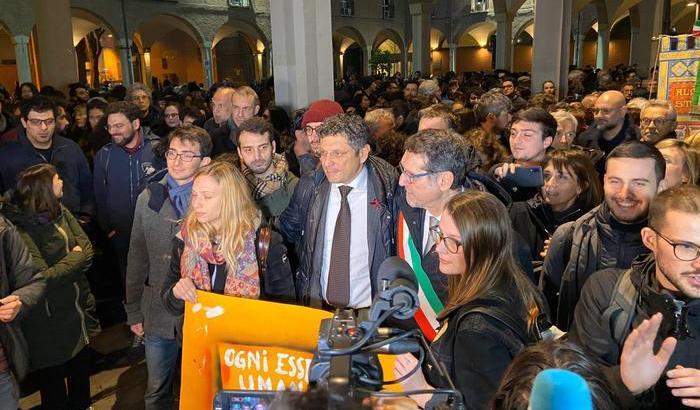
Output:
top-left (27, 118), bottom-right (55, 127)
top-left (165, 150), bottom-right (202, 162)
top-left (164, 113), bottom-right (180, 119)
top-left (304, 125), bottom-right (320, 137)
top-left (429, 225), bottom-right (462, 254)
top-left (640, 118), bottom-right (672, 127)
top-left (399, 164), bottom-right (434, 184)
top-left (651, 228), bottom-right (700, 261)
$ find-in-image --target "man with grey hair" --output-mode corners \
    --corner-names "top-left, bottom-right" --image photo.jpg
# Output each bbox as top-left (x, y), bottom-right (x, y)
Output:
top-left (127, 83), bottom-right (161, 130)
top-left (640, 99), bottom-right (678, 144)
top-left (279, 113), bottom-right (398, 309)
top-left (418, 79), bottom-right (441, 103)
top-left (476, 90), bottom-right (512, 147)
top-left (204, 85), bottom-right (234, 157)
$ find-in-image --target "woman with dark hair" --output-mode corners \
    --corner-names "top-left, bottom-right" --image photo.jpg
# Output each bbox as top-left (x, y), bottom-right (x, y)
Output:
top-left (490, 340), bottom-right (621, 410)
top-left (16, 82), bottom-right (38, 102)
top-left (394, 190), bottom-right (546, 409)
top-left (67, 104), bottom-right (90, 144)
top-left (262, 106), bottom-right (291, 154)
top-left (151, 101), bottom-right (183, 138)
top-left (1, 163), bottom-right (98, 409)
top-left (509, 149), bottom-right (603, 261)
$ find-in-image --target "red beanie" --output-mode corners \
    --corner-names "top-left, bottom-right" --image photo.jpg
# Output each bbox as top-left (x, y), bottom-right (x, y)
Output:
top-left (302, 99), bottom-right (344, 127)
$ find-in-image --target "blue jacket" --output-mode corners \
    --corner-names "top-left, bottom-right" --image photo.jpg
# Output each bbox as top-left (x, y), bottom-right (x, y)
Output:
top-left (93, 132), bottom-right (164, 239)
top-left (0, 127), bottom-right (94, 217)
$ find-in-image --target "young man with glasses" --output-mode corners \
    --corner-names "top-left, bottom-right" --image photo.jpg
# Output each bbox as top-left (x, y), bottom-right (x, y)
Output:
top-left (0, 96), bottom-right (94, 221)
top-left (125, 126), bottom-right (211, 409)
top-left (569, 184), bottom-right (700, 408)
top-left (94, 101), bottom-right (165, 298)
top-left (640, 100), bottom-right (678, 145)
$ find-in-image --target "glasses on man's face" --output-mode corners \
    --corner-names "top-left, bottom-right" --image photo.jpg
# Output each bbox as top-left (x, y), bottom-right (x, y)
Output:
top-left (165, 150), bottom-right (202, 162)
top-left (640, 117), bottom-right (671, 128)
top-left (430, 225), bottom-right (462, 254)
top-left (652, 228), bottom-right (700, 261)
top-left (27, 118), bottom-right (55, 127)
top-left (399, 164), bottom-right (434, 184)
top-left (164, 113), bottom-right (180, 119)
top-left (304, 125), bottom-right (319, 137)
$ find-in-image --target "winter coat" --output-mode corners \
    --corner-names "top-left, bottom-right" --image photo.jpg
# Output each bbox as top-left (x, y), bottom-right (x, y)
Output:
top-left (569, 255), bottom-right (700, 409)
top-left (124, 177), bottom-right (182, 340)
top-left (0, 127), bottom-right (94, 217)
top-left (2, 202), bottom-right (98, 370)
top-left (543, 202), bottom-right (648, 330)
top-left (277, 156), bottom-right (398, 308)
top-left (0, 213), bottom-right (45, 380)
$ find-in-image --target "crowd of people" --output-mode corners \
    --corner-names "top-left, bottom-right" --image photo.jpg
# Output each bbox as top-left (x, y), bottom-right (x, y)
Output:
top-left (0, 62), bottom-right (699, 410)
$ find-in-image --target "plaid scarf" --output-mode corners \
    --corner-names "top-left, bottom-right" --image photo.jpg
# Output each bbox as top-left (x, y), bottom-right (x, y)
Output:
top-left (178, 222), bottom-right (260, 298)
top-left (242, 154), bottom-right (289, 200)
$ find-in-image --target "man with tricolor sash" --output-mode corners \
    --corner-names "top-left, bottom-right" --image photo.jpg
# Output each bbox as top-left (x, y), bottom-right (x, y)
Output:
top-left (394, 129), bottom-right (473, 341)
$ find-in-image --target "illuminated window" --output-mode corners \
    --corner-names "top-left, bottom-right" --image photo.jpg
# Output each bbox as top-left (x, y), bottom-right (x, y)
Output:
top-left (340, 0), bottom-right (354, 16)
top-left (228, 0), bottom-right (250, 7)
top-left (382, 0), bottom-right (395, 19)
top-left (471, 0), bottom-right (491, 12)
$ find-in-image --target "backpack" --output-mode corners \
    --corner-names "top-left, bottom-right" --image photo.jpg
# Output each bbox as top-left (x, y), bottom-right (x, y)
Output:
top-left (600, 269), bottom-right (639, 356)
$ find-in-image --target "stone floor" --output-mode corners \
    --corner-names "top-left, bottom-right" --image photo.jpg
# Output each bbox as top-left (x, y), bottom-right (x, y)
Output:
top-left (19, 324), bottom-right (150, 410)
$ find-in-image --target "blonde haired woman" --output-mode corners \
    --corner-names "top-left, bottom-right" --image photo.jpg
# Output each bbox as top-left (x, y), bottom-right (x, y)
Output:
top-left (394, 191), bottom-right (546, 409)
top-left (162, 161), bottom-right (294, 313)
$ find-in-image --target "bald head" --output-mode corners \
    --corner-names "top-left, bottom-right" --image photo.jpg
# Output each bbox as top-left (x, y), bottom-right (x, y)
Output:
top-left (593, 90), bottom-right (627, 133)
top-left (211, 86), bottom-right (234, 125)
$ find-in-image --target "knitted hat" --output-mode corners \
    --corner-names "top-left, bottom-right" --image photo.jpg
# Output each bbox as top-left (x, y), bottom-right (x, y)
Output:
top-left (302, 99), bottom-right (344, 127)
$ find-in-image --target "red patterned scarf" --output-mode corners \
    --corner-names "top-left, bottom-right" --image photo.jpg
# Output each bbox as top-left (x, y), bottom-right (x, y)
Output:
top-left (179, 224), bottom-right (260, 298)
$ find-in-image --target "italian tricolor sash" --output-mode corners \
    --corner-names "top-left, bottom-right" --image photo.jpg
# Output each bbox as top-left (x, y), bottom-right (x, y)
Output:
top-left (397, 211), bottom-right (444, 341)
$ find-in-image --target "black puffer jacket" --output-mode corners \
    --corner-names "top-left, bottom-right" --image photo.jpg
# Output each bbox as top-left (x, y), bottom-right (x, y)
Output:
top-left (569, 255), bottom-right (700, 409)
top-left (0, 213), bottom-right (45, 381)
top-left (278, 155), bottom-right (398, 307)
top-left (509, 194), bottom-right (589, 261)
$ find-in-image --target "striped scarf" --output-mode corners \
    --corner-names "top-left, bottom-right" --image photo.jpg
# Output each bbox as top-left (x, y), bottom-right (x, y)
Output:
top-left (242, 154), bottom-right (289, 200)
top-left (397, 211), bottom-right (445, 341)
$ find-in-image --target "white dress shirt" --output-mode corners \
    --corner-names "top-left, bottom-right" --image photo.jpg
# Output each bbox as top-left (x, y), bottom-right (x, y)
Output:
top-left (321, 166), bottom-right (371, 308)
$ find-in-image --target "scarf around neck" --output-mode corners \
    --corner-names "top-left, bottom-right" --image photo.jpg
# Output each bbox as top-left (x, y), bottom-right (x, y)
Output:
top-left (242, 153), bottom-right (289, 200)
top-left (166, 174), bottom-right (193, 218)
top-left (178, 222), bottom-right (260, 298)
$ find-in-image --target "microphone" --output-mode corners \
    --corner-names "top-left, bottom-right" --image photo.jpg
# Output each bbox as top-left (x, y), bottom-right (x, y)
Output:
top-left (528, 369), bottom-right (593, 410)
top-left (368, 257), bottom-right (419, 322)
top-left (369, 339), bottom-right (420, 354)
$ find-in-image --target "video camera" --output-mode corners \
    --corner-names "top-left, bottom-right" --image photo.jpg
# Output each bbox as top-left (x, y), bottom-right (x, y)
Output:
top-left (308, 257), bottom-right (465, 409)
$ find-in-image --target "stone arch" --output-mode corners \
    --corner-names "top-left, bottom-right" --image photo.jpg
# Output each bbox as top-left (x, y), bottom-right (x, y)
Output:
top-left (71, 7), bottom-right (118, 46)
top-left (513, 18), bottom-right (534, 41)
top-left (372, 28), bottom-right (404, 52)
top-left (212, 19), bottom-right (269, 84)
top-left (334, 26), bottom-right (368, 77)
top-left (334, 26), bottom-right (367, 50)
top-left (133, 14), bottom-right (207, 86)
top-left (372, 28), bottom-right (404, 76)
top-left (458, 21), bottom-right (497, 48)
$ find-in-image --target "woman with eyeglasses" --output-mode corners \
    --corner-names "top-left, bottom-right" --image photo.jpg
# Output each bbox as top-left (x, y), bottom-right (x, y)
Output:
top-left (161, 161), bottom-right (295, 314)
top-left (1, 163), bottom-right (99, 409)
top-left (151, 101), bottom-right (183, 138)
top-left (394, 190), bottom-right (547, 409)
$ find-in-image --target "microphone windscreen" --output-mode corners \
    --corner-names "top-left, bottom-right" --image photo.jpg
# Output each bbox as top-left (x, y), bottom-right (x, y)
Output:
top-left (376, 257), bottom-right (417, 292)
top-left (529, 369), bottom-right (593, 410)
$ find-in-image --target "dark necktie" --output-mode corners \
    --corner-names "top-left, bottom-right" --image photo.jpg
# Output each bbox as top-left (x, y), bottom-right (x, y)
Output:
top-left (327, 185), bottom-right (353, 307)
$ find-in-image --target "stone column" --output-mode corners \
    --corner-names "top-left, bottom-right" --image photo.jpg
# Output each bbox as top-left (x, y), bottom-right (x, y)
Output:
top-left (366, 45), bottom-right (374, 76)
top-left (532, 0), bottom-right (572, 99)
top-left (409, 1), bottom-right (432, 76)
top-left (32, 0), bottom-right (78, 90)
top-left (573, 33), bottom-right (586, 67)
top-left (270, 0), bottom-right (334, 110)
top-left (201, 42), bottom-right (213, 88)
top-left (12, 35), bottom-right (32, 84)
top-left (118, 38), bottom-right (134, 86)
top-left (629, 25), bottom-right (639, 66)
top-left (596, 23), bottom-right (610, 70)
top-left (495, 13), bottom-right (513, 71)
top-left (448, 43), bottom-right (457, 72)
